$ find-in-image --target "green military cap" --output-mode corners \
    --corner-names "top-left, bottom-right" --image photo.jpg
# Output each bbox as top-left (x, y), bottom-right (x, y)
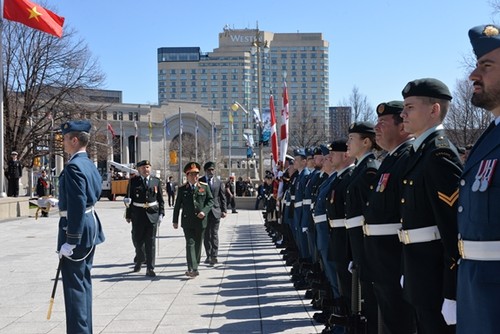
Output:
top-left (184, 161), bottom-right (201, 174)
top-left (402, 78), bottom-right (452, 101)
top-left (348, 121), bottom-right (375, 135)
top-left (136, 160), bottom-right (151, 167)
top-left (203, 161), bottom-right (216, 170)
top-left (376, 100), bottom-right (404, 117)
top-left (469, 24), bottom-right (500, 59)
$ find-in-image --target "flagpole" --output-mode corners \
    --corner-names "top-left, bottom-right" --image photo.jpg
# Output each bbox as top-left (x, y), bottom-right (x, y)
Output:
top-left (0, 0), bottom-right (7, 197)
top-left (119, 119), bottom-right (123, 163)
top-left (178, 107), bottom-right (182, 184)
top-left (148, 115), bottom-right (152, 161)
top-left (163, 114), bottom-right (167, 183)
top-left (211, 109), bottom-right (214, 162)
top-left (195, 113), bottom-right (198, 162)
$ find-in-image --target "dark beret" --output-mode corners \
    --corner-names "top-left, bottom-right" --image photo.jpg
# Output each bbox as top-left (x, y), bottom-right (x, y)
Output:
top-left (136, 160), bottom-right (151, 167)
top-left (402, 78), bottom-right (452, 101)
top-left (184, 161), bottom-right (200, 174)
top-left (376, 100), bottom-right (404, 117)
top-left (313, 147), bottom-right (323, 156)
top-left (330, 139), bottom-right (348, 152)
top-left (319, 144), bottom-right (332, 156)
top-left (203, 161), bottom-right (215, 170)
top-left (348, 122), bottom-right (375, 135)
top-left (265, 170), bottom-right (274, 179)
top-left (469, 24), bottom-right (500, 59)
top-left (293, 148), bottom-right (307, 158)
top-left (305, 147), bottom-right (315, 158)
top-left (61, 120), bottom-right (91, 135)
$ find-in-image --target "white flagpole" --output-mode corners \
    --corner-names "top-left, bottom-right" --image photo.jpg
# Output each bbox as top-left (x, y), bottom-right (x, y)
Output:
top-left (195, 113), bottom-right (198, 162)
top-left (0, 0), bottom-right (7, 197)
top-left (178, 107), bottom-right (182, 184)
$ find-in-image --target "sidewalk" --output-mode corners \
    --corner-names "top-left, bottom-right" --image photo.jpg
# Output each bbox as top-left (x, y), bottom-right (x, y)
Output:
top-left (0, 201), bottom-right (320, 334)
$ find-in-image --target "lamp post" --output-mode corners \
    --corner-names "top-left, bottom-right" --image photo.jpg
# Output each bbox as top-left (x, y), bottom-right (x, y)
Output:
top-left (231, 101), bottom-right (252, 178)
top-left (250, 28), bottom-right (269, 181)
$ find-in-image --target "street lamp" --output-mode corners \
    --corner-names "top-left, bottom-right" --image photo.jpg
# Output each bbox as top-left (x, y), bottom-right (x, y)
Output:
top-left (231, 101), bottom-right (253, 178)
top-left (250, 29), bottom-right (269, 181)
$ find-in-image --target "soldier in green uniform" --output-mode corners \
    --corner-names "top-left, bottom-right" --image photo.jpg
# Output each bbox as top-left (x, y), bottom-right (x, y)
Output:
top-left (125, 160), bottom-right (165, 277)
top-left (173, 162), bottom-right (214, 278)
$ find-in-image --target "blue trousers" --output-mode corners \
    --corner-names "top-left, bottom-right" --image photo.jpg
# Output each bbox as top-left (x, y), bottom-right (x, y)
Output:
top-left (315, 222), bottom-right (340, 297)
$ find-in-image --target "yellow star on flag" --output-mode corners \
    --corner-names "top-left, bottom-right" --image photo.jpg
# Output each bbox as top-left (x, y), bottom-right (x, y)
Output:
top-left (28, 6), bottom-right (42, 21)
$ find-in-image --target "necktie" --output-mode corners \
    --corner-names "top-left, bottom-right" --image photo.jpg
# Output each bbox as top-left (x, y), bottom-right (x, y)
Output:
top-left (143, 177), bottom-right (148, 188)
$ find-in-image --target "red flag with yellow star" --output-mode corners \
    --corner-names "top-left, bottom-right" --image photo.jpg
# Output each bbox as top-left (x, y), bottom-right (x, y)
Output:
top-left (4, 0), bottom-right (64, 38)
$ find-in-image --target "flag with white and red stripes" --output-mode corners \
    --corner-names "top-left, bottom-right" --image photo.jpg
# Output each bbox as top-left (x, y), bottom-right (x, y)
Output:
top-left (279, 81), bottom-right (289, 164)
top-left (270, 94), bottom-right (278, 173)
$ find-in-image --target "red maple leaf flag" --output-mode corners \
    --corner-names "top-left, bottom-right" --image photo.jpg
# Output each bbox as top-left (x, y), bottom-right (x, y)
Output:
top-left (4, 0), bottom-right (65, 38)
top-left (279, 81), bottom-right (289, 164)
top-left (107, 123), bottom-right (116, 138)
top-left (269, 94), bottom-right (278, 172)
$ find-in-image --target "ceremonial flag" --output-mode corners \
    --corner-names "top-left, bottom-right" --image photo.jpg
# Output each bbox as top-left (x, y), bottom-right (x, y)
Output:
top-left (229, 112), bottom-right (234, 134)
top-left (107, 123), bottom-right (116, 138)
top-left (280, 81), bottom-right (289, 164)
top-left (148, 116), bottom-right (153, 140)
top-left (134, 121), bottom-right (138, 138)
top-left (269, 95), bottom-right (278, 172)
top-left (4, 0), bottom-right (65, 38)
top-left (163, 118), bottom-right (170, 136)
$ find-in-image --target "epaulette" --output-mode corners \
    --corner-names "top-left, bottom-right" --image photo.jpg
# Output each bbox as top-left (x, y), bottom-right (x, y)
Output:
top-left (366, 158), bottom-right (380, 170)
top-left (435, 136), bottom-right (451, 149)
top-left (198, 181), bottom-right (208, 185)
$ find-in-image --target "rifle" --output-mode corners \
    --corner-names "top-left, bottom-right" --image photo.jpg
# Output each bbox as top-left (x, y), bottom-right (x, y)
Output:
top-left (347, 264), bottom-right (367, 334)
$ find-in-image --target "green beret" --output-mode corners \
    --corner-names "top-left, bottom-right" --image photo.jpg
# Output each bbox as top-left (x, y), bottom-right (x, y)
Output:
top-left (203, 161), bottom-right (215, 170)
top-left (469, 24), bottom-right (500, 59)
top-left (402, 78), bottom-right (452, 101)
top-left (61, 120), bottom-right (91, 135)
top-left (184, 161), bottom-right (200, 174)
top-left (136, 160), bottom-right (151, 167)
top-left (376, 100), bottom-right (404, 117)
top-left (348, 122), bottom-right (375, 135)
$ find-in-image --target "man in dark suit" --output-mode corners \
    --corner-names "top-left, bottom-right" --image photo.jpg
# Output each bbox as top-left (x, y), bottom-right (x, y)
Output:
top-left (166, 176), bottom-right (176, 207)
top-left (199, 161), bottom-right (227, 265)
top-left (57, 120), bottom-right (105, 334)
top-left (5, 151), bottom-right (22, 197)
top-left (399, 78), bottom-right (462, 333)
top-left (457, 25), bottom-right (500, 334)
top-left (125, 160), bottom-right (165, 277)
top-left (173, 162), bottom-right (214, 278)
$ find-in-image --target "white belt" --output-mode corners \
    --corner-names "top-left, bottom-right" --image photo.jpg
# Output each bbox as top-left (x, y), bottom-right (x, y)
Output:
top-left (132, 201), bottom-right (158, 208)
top-left (363, 223), bottom-right (401, 236)
top-left (398, 225), bottom-right (441, 245)
top-left (345, 216), bottom-right (364, 229)
top-left (459, 239), bottom-right (500, 261)
top-left (291, 195), bottom-right (296, 200)
top-left (59, 206), bottom-right (94, 218)
top-left (285, 201), bottom-right (291, 206)
top-left (311, 203), bottom-right (315, 210)
top-left (329, 218), bottom-right (345, 228)
top-left (295, 201), bottom-right (303, 208)
top-left (313, 214), bottom-right (327, 224)
top-left (303, 199), bottom-right (312, 205)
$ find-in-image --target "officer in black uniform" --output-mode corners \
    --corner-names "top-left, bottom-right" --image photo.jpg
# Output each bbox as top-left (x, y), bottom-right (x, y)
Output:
top-left (125, 160), bottom-right (165, 277)
top-left (363, 101), bottom-right (415, 334)
top-left (5, 151), bottom-right (22, 197)
top-left (399, 78), bottom-right (462, 334)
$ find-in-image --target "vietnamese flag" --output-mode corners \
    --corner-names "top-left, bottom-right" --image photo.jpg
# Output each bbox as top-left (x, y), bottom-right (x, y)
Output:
top-left (4, 0), bottom-right (64, 38)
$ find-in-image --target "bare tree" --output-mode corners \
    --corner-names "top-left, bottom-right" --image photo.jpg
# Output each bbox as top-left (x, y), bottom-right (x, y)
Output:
top-left (3, 21), bottom-right (105, 168)
top-left (445, 77), bottom-right (493, 147)
top-left (341, 86), bottom-right (376, 123)
top-left (288, 104), bottom-right (328, 149)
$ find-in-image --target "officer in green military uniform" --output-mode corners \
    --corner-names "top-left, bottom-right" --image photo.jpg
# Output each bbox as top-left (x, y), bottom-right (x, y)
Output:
top-left (125, 160), bottom-right (165, 277)
top-left (173, 162), bottom-right (214, 278)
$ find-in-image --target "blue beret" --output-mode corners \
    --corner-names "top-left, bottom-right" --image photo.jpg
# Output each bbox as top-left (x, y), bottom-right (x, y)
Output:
top-left (61, 120), bottom-right (91, 135)
top-left (319, 144), bottom-right (331, 156)
top-left (402, 78), bottom-right (452, 101)
top-left (293, 148), bottom-right (307, 158)
top-left (136, 160), bottom-right (151, 167)
top-left (376, 101), bottom-right (404, 117)
top-left (330, 139), bottom-right (348, 152)
top-left (305, 147), bottom-right (316, 158)
top-left (469, 25), bottom-right (500, 59)
top-left (348, 122), bottom-right (375, 135)
top-left (313, 147), bottom-right (323, 156)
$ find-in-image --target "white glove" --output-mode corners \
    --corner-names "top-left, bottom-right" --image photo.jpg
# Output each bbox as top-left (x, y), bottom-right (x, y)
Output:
top-left (441, 298), bottom-right (457, 325)
top-left (400, 275), bottom-right (404, 288)
top-left (123, 197), bottom-right (132, 206)
top-left (59, 243), bottom-right (76, 259)
top-left (348, 261), bottom-right (353, 274)
top-left (302, 227), bottom-right (308, 233)
top-left (157, 214), bottom-right (164, 224)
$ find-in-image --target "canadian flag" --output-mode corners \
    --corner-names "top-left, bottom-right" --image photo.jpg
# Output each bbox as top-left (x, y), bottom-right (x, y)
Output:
top-left (270, 94), bottom-right (278, 173)
top-left (107, 123), bottom-right (116, 138)
top-left (279, 81), bottom-right (289, 164)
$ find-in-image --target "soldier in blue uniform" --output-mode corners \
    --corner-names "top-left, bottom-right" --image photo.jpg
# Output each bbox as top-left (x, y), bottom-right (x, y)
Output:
top-left (125, 160), bottom-right (165, 277)
top-left (363, 101), bottom-right (416, 334)
top-left (57, 120), bottom-right (105, 334)
top-left (399, 78), bottom-right (462, 333)
top-left (173, 162), bottom-right (214, 278)
top-left (457, 25), bottom-right (500, 334)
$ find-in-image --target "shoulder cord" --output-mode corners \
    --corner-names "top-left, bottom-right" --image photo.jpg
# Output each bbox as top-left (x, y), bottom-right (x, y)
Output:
top-left (65, 207), bottom-right (98, 262)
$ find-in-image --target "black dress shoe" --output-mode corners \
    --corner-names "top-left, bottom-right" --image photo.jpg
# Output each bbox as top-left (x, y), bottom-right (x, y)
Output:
top-left (204, 257), bottom-right (211, 264)
top-left (133, 263), bottom-right (141, 272)
top-left (146, 269), bottom-right (156, 277)
top-left (192, 270), bottom-right (199, 277)
top-left (209, 257), bottom-right (218, 265)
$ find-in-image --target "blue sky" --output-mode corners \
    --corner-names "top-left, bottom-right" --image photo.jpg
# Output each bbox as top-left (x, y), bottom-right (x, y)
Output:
top-left (51, 0), bottom-right (496, 108)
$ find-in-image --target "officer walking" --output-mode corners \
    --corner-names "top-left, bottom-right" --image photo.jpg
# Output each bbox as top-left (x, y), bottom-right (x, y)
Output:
top-left (199, 161), bottom-right (227, 265)
top-left (57, 120), bottom-right (105, 334)
top-left (399, 78), bottom-right (462, 333)
top-left (125, 160), bottom-right (165, 277)
top-left (173, 162), bottom-right (214, 278)
top-left (457, 25), bottom-right (500, 333)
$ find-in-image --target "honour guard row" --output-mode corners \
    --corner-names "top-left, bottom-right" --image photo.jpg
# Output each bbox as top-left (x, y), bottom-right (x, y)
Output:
top-left (262, 24), bottom-right (500, 334)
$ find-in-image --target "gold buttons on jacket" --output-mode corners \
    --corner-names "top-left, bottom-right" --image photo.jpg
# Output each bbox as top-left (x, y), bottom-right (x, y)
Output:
top-left (401, 198), bottom-right (405, 204)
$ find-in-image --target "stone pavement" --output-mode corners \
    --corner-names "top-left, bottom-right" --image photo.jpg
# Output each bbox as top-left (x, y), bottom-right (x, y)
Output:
top-left (0, 200), bottom-right (320, 334)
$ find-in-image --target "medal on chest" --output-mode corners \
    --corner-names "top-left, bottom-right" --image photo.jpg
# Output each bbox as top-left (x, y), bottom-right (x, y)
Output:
top-left (472, 159), bottom-right (498, 192)
top-left (376, 173), bottom-right (390, 192)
